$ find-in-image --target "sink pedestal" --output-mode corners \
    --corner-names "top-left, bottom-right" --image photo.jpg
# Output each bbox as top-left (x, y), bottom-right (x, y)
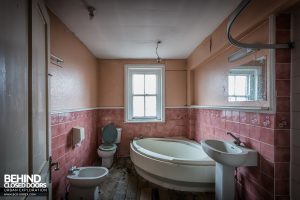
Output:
top-left (215, 163), bottom-right (235, 200)
top-left (201, 139), bottom-right (258, 200)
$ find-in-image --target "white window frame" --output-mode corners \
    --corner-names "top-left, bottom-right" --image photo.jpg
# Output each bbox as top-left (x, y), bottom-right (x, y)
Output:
top-left (124, 64), bottom-right (165, 123)
top-left (228, 68), bottom-right (259, 101)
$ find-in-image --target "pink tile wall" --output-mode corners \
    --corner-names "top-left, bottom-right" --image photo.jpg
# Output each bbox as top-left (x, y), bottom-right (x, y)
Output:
top-left (50, 108), bottom-right (187, 199)
top-left (274, 13), bottom-right (291, 199)
top-left (188, 107), bottom-right (290, 199)
top-left (50, 110), bottom-right (98, 200)
top-left (189, 109), bottom-right (277, 199)
top-left (97, 108), bottom-right (188, 157)
top-left (291, 5), bottom-right (300, 199)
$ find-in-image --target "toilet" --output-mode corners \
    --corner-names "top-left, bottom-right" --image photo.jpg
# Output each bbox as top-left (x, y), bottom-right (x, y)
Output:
top-left (97, 124), bottom-right (122, 168)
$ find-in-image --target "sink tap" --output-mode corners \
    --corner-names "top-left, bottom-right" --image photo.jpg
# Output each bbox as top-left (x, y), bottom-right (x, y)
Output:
top-left (68, 166), bottom-right (80, 175)
top-left (227, 132), bottom-right (242, 146)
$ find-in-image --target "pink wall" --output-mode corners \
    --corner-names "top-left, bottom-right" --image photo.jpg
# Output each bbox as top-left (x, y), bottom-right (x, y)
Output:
top-left (291, 5), bottom-right (300, 198)
top-left (189, 109), bottom-right (289, 199)
top-left (50, 108), bottom-right (187, 199)
top-left (97, 59), bottom-right (187, 107)
top-left (189, 14), bottom-right (291, 199)
top-left (49, 11), bottom-right (99, 111)
top-left (187, 0), bottom-right (298, 70)
top-left (98, 108), bottom-right (188, 157)
top-left (49, 7), bottom-right (291, 200)
top-left (50, 110), bottom-right (98, 200)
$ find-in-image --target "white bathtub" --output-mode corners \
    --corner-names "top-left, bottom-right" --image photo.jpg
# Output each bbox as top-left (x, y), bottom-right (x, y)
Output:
top-left (130, 138), bottom-right (215, 192)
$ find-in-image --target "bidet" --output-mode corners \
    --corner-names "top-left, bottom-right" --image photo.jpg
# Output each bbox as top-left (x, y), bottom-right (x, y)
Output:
top-left (67, 166), bottom-right (108, 200)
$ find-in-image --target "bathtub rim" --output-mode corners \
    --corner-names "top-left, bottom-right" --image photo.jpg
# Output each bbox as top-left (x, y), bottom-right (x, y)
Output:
top-left (131, 137), bottom-right (215, 166)
top-left (130, 138), bottom-right (215, 192)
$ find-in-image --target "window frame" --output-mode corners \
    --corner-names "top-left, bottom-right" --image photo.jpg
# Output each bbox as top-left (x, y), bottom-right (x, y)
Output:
top-left (124, 64), bottom-right (165, 123)
top-left (228, 68), bottom-right (259, 101)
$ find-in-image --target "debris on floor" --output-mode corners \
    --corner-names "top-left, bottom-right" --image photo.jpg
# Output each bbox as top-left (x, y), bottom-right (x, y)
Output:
top-left (99, 157), bottom-right (215, 200)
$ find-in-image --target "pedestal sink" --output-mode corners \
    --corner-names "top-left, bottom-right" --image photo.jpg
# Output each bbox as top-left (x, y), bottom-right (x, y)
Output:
top-left (201, 139), bottom-right (257, 200)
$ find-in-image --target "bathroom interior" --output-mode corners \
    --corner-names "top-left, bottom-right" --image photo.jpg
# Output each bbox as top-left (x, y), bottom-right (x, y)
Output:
top-left (1, 0), bottom-right (300, 199)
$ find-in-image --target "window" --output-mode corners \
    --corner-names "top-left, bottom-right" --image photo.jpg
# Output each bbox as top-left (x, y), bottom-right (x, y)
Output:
top-left (125, 65), bottom-right (165, 122)
top-left (228, 69), bottom-right (258, 101)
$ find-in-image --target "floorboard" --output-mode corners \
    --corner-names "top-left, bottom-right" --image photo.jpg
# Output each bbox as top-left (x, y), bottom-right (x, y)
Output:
top-left (99, 157), bottom-right (215, 200)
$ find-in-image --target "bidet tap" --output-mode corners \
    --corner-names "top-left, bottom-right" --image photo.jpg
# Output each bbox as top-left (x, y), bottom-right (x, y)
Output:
top-left (68, 166), bottom-right (80, 175)
top-left (227, 132), bottom-right (242, 146)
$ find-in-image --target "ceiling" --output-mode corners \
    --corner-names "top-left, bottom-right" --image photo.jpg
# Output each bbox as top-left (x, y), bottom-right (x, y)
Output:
top-left (46, 0), bottom-right (241, 59)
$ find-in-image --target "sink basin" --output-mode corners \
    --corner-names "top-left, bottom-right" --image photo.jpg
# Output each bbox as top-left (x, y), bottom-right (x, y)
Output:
top-left (201, 139), bottom-right (256, 167)
top-left (201, 139), bottom-right (257, 200)
top-left (67, 166), bottom-right (108, 187)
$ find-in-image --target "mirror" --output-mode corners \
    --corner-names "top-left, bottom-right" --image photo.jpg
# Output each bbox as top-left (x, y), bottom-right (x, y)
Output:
top-left (228, 56), bottom-right (267, 102)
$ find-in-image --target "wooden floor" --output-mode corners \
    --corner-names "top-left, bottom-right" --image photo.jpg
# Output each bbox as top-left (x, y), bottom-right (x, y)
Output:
top-left (99, 157), bottom-right (215, 200)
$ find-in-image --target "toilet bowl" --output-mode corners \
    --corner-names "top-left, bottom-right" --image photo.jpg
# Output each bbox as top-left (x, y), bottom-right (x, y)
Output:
top-left (97, 124), bottom-right (121, 168)
top-left (97, 144), bottom-right (117, 167)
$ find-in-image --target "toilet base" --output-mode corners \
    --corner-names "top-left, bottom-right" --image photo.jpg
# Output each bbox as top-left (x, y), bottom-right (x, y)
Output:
top-left (69, 185), bottom-right (100, 200)
top-left (101, 157), bottom-right (114, 168)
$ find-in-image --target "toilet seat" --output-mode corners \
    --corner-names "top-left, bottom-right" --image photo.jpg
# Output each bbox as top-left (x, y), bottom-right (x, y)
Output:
top-left (99, 144), bottom-right (117, 151)
top-left (102, 123), bottom-right (118, 143)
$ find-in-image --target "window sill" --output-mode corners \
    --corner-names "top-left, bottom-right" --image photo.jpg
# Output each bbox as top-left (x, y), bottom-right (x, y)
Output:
top-left (124, 119), bottom-right (165, 123)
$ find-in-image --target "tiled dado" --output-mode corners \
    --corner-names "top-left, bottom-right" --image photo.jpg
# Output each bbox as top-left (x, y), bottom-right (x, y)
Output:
top-left (188, 109), bottom-right (290, 199)
top-left (97, 108), bottom-right (188, 157)
top-left (50, 108), bottom-right (188, 200)
top-left (50, 107), bottom-right (289, 200)
top-left (50, 110), bottom-right (99, 200)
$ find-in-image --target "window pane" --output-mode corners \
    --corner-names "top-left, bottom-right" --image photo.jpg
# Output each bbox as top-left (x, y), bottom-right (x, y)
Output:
top-left (228, 76), bottom-right (235, 95)
top-left (236, 97), bottom-right (248, 101)
top-left (228, 96), bottom-right (236, 102)
top-left (235, 76), bottom-right (247, 96)
top-left (145, 96), bottom-right (156, 117)
top-left (133, 96), bottom-right (144, 117)
top-left (145, 74), bottom-right (157, 94)
top-left (133, 74), bottom-right (144, 94)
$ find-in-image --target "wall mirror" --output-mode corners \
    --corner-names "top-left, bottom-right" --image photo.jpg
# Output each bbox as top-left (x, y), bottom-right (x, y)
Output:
top-left (228, 56), bottom-right (267, 102)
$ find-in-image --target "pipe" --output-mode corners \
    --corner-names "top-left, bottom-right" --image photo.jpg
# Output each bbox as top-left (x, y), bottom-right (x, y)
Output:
top-left (227, 0), bottom-right (293, 49)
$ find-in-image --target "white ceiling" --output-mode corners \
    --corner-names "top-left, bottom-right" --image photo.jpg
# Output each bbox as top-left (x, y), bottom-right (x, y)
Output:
top-left (46, 0), bottom-right (241, 59)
